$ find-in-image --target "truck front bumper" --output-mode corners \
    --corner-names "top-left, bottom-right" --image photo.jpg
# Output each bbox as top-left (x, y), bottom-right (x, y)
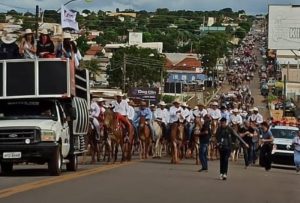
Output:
top-left (0, 142), bottom-right (59, 163)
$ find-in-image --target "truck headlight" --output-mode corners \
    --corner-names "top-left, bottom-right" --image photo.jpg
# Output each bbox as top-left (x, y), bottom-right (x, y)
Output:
top-left (41, 130), bottom-right (56, 142)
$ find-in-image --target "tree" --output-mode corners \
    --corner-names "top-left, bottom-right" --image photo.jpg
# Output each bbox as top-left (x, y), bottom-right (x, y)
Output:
top-left (0, 14), bottom-right (6, 23)
top-left (81, 59), bottom-right (100, 76)
top-left (82, 9), bottom-right (91, 15)
top-left (116, 8), bottom-right (120, 13)
top-left (76, 36), bottom-right (90, 56)
top-left (22, 17), bottom-right (35, 30)
top-left (107, 46), bottom-right (165, 90)
top-left (235, 28), bottom-right (246, 39)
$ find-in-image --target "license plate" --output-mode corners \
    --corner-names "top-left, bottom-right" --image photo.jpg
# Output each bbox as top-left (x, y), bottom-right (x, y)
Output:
top-left (3, 152), bottom-right (22, 159)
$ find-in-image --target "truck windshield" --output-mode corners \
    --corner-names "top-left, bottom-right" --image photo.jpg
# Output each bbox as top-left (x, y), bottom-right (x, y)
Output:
top-left (0, 100), bottom-right (58, 120)
top-left (271, 129), bottom-right (298, 139)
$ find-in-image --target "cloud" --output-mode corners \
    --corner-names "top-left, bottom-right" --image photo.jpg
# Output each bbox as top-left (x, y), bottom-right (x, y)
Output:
top-left (0, 0), bottom-right (300, 14)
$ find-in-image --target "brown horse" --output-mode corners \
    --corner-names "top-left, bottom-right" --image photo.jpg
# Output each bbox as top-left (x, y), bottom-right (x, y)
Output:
top-left (139, 116), bottom-right (152, 159)
top-left (170, 119), bottom-right (186, 164)
top-left (208, 119), bottom-right (219, 160)
top-left (231, 123), bottom-right (241, 162)
top-left (190, 117), bottom-right (203, 165)
top-left (86, 119), bottom-right (101, 164)
top-left (104, 109), bottom-right (134, 163)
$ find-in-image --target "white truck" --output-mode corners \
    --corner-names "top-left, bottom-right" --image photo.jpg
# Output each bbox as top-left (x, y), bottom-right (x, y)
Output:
top-left (0, 59), bottom-right (89, 176)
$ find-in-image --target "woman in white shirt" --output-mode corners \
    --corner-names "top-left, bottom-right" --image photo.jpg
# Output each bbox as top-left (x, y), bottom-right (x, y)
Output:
top-left (292, 131), bottom-right (300, 173)
top-left (19, 29), bottom-right (36, 59)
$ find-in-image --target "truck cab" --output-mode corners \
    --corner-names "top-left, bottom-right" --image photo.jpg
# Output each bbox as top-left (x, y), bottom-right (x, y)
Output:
top-left (270, 125), bottom-right (298, 166)
top-left (0, 59), bottom-right (89, 176)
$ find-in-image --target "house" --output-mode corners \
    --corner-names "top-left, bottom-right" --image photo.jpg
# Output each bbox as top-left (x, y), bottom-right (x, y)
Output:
top-left (106, 12), bottom-right (137, 18)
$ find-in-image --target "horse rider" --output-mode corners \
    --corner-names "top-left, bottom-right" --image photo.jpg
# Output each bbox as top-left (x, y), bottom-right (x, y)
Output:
top-left (181, 102), bottom-right (191, 142)
top-left (248, 107), bottom-right (263, 125)
top-left (90, 97), bottom-right (101, 140)
top-left (220, 105), bottom-right (230, 124)
top-left (208, 102), bottom-right (222, 121)
top-left (97, 98), bottom-right (106, 122)
top-left (230, 108), bottom-right (243, 126)
top-left (136, 101), bottom-right (156, 141)
top-left (127, 99), bottom-right (137, 140)
top-left (111, 93), bottom-right (133, 137)
top-left (169, 99), bottom-right (184, 138)
top-left (188, 106), bottom-right (199, 142)
top-left (155, 101), bottom-right (170, 138)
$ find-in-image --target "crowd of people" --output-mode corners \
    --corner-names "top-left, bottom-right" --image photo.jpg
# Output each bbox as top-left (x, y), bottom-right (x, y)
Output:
top-left (0, 29), bottom-right (81, 66)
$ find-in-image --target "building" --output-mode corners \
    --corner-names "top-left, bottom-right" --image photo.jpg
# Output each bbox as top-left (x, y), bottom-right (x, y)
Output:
top-left (207, 17), bottom-right (216, 26)
top-left (106, 12), bottom-right (137, 18)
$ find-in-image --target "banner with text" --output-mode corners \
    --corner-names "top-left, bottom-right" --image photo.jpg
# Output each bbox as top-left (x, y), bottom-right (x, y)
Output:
top-left (61, 5), bottom-right (79, 31)
top-left (128, 88), bottom-right (159, 102)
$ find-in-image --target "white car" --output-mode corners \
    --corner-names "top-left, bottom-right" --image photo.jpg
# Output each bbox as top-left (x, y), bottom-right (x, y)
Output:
top-left (270, 125), bottom-right (298, 166)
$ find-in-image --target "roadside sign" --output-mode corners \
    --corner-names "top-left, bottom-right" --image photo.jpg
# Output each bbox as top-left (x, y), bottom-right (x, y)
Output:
top-left (128, 88), bottom-right (159, 102)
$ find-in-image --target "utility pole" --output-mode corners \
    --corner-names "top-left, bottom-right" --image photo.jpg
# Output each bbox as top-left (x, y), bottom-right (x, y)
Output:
top-left (123, 54), bottom-right (126, 93)
top-left (283, 74), bottom-right (287, 117)
top-left (35, 5), bottom-right (39, 39)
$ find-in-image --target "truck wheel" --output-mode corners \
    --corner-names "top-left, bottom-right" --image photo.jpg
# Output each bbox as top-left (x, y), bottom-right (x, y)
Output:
top-left (48, 146), bottom-right (62, 176)
top-left (66, 154), bottom-right (78, 171)
top-left (0, 162), bottom-right (13, 175)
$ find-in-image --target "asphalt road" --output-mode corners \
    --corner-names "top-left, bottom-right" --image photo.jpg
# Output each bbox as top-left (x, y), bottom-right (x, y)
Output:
top-left (0, 158), bottom-right (299, 203)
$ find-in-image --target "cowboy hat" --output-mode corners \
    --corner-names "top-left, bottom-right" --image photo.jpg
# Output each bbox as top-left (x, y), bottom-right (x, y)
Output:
top-left (150, 104), bottom-right (155, 107)
top-left (158, 101), bottom-right (166, 106)
top-left (173, 99), bottom-right (181, 104)
top-left (253, 107), bottom-right (259, 112)
top-left (212, 101), bottom-right (218, 106)
top-left (193, 106), bottom-right (199, 110)
top-left (1, 35), bottom-right (16, 44)
top-left (125, 98), bottom-right (130, 102)
top-left (63, 32), bottom-right (72, 39)
top-left (24, 29), bottom-right (33, 35)
top-left (233, 108), bottom-right (239, 113)
top-left (181, 102), bottom-right (188, 107)
top-left (40, 29), bottom-right (49, 35)
top-left (97, 98), bottom-right (105, 102)
top-left (115, 93), bottom-right (124, 97)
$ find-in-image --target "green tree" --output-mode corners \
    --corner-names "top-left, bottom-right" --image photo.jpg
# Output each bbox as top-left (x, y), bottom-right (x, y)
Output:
top-left (81, 59), bottom-right (100, 75)
top-left (235, 28), bottom-right (246, 39)
top-left (107, 46), bottom-right (165, 90)
top-left (76, 36), bottom-right (90, 56)
top-left (0, 14), bottom-right (6, 23)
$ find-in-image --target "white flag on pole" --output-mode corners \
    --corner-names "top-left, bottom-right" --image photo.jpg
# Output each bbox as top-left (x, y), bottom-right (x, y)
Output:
top-left (61, 5), bottom-right (79, 31)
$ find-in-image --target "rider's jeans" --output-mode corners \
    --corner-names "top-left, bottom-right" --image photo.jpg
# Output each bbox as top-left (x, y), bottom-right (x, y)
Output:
top-left (199, 143), bottom-right (208, 170)
top-left (219, 148), bottom-right (231, 175)
top-left (92, 117), bottom-right (100, 138)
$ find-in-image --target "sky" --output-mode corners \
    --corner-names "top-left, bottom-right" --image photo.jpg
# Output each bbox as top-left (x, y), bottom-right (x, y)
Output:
top-left (0, 0), bottom-right (300, 14)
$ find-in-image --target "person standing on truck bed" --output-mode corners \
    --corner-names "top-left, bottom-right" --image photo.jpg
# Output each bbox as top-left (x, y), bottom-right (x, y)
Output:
top-left (36, 29), bottom-right (55, 58)
top-left (19, 29), bottom-right (36, 59)
top-left (111, 93), bottom-right (133, 137)
top-left (0, 33), bottom-right (20, 59)
top-left (292, 130), bottom-right (300, 173)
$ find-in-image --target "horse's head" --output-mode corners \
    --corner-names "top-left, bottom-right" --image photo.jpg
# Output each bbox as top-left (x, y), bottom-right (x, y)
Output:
top-left (139, 116), bottom-right (146, 128)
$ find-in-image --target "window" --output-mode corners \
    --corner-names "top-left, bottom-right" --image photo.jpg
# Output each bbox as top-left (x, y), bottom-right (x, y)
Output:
top-left (181, 75), bottom-right (187, 81)
top-left (191, 76), bottom-right (195, 81)
top-left (173, 74), bottom-right (178, 80)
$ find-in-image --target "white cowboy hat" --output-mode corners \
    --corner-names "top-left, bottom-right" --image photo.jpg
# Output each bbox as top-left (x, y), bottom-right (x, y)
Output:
top-left (158, 101), bottom-right (166, 106)
top-left (233, 108), bottom-right (239, 113)
top-left (193, 106), bottom-right (199, 110)
top-left (181, 102), bottom-right (188, 107)
top-left (97, 98), bottom-right (105, 102)
top-left (173, 99), bottom-right (181, 104)
top-left (24, 28), bottom-right (33, 35)
top-left (1, 35), bottom-right (16, 44)
top-left (125, 98), bottom-right (130, 102)
top-left (63, 32), bottom-right (72, 39)
top-left (253, 107), bottom-right (259, 112)
top-left (115, 93), bottom-right (124, 97)
top-left (150, 104), bottom-right (155, 107)
top-left (212, 101), bottom-right (218, 106)
top-left (40, 29), bottom-right (49, 35)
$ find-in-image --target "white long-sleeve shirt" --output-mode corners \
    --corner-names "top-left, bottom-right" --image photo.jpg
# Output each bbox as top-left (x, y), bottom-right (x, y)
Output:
top-left (111, 100), bottom-right (129, 116)
top-left (230, 114), bottom-right (243, 125)
top-left (169, 106), bottom-right (183, 123)
top-left (127, 105), bottom-right (135, 121)
top-left (182, 108), bottom-right (191, 122)
top-left (155, 108), bottom-right (170, 124)
top-left (208, 109), bottom-right (221, 120)
top-left (90, 101), bottom-right (100, 117)
top-left (193, 109), bottom-right (208, 118)
top-left (248, 113), bottom-right (263, 124)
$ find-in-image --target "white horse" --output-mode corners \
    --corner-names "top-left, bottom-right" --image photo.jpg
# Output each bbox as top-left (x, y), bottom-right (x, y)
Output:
top-left (152, 120), bottom-right (163, 158)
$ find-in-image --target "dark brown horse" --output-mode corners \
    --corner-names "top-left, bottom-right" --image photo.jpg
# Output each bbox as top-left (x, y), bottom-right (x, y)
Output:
top-left (139, 116), bottom-right (151, 159)
top-left (208, 119), bottom-right (219, 160)
top-left (104, 109), bottom-right (134, 163)
top-left (86, 119), bottom-right (100, 164)
top-left (170, 119), bottom-right (186, 164)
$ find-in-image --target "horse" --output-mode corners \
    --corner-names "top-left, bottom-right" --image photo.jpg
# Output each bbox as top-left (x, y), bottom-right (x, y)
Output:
top-left (190, 117), bottom-right (203, 165)
top-left (170, 119), bottom-right (186, 164)
top-left (138, 116), bottom-right (152, 159)
top-left (103, 109), bottom-right (134, 163)
top-left (231, 123), bottom-right (241, 162)
top-left (85, 118), bottom-right (101, 164)
top-left (152, 120), bottom-right (163, 158)
top-left (208, 119), bottom-right (219, 160)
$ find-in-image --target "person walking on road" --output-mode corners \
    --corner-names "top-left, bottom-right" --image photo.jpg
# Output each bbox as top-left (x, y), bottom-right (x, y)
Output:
top-left (292, 130), bottom-right (300, 173)
top-left (198, 115), bottom-right (211, 172)
top-left (259, 121), bottom-right (274, 171)
top-left (216, 117), bottom-right (249, 180)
